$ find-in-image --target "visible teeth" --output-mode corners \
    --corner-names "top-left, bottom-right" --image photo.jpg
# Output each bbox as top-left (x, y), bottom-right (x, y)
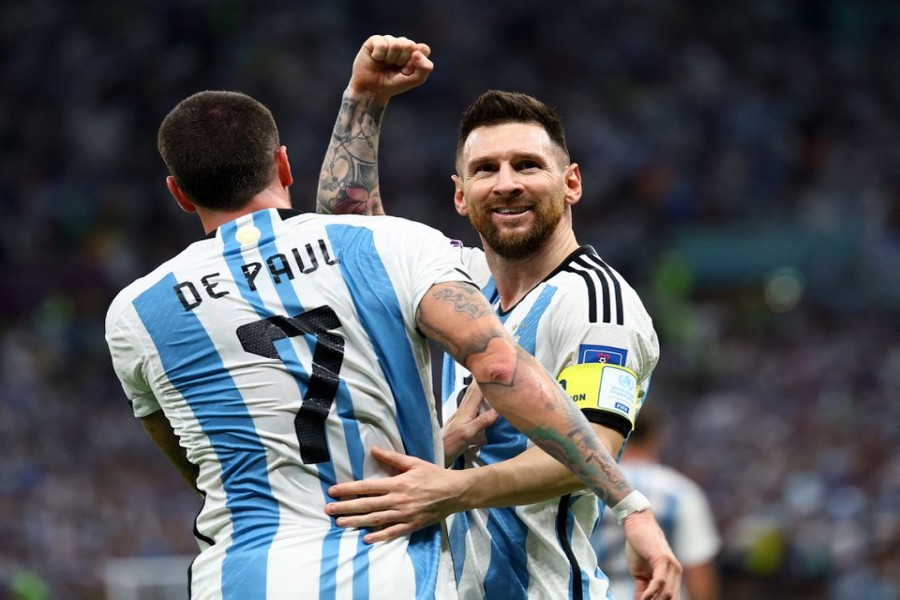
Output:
top-left (496, 208), bottom-right (526, 214)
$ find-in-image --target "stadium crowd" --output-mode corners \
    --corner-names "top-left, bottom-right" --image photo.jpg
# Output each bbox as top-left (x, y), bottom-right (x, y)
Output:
top-left (1, 0), bottom-right (898, 598)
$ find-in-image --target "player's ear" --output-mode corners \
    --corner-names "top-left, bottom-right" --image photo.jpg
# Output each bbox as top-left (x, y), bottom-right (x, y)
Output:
top-left (166, 176), bottom-right (197, 214)
top-left (564, 163), bottom-right (582, 206)
top-left (276, 146), bottom-right (293, 188)
top-left (452, 174), bottom-right (468, 216)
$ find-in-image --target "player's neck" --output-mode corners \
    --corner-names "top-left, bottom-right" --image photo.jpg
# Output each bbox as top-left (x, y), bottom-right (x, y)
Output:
top-left (485, 227), bottom-right (579, 311)
top-left (196, 185), bottom-right (293, 234)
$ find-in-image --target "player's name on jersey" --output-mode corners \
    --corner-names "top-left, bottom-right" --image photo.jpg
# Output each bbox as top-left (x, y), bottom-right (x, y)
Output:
top-left (174, 238), bottom-right (338, 311)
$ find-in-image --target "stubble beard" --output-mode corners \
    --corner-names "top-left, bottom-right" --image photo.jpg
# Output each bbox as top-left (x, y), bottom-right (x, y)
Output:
top-left (469, 192), bottom-right (566, 260)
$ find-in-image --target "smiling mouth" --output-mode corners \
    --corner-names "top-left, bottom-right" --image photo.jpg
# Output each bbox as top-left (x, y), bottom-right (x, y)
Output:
top-left (492, 207), bottom-right (531, 215)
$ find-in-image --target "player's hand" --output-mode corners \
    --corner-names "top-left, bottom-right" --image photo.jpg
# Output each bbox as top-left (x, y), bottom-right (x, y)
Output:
top-left (623, 510), bottom-right (682, 599)
top-left (348, 35), bottom-right (434, 105)
top-left (325, 447), bottom-right (467, 543)
top-left (442, 382), bottom-right (499, 466)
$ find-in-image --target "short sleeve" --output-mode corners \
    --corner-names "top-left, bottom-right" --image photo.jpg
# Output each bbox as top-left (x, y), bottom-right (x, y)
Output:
top-left (105, 304), bottom-right (161, 418)
top-left (389, 220), bottom-right (477, 312)
top-left (673, 480), bottom-right (721, 565)
top-left (547, 289), bottom-right (659, 386)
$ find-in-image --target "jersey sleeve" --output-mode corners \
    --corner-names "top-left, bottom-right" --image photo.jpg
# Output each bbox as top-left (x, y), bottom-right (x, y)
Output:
top-left (456, 245), bottom-right (492, 289)
top-left (386, 219), bottom-right (477, 312)
top-left (105, 300), bottom-right (162, 418)
top-left (546, 289), bottom-right (660, 435)
top-left (672, 479), bottom-right (722, 566)
top-left (549, 289), bottom-right (658, 384)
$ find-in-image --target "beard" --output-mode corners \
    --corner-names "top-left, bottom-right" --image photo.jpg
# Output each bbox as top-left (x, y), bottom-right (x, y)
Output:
top-left (468, 192), bottom-right (567, 260)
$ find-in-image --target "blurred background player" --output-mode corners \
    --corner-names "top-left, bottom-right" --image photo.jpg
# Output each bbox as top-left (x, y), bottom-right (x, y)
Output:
top-left (594, 403), bottom-right (721, 600)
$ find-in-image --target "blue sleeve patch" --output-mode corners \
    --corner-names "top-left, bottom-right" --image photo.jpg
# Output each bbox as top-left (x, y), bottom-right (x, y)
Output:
top-left (578, 344), bottom-right (628, 366)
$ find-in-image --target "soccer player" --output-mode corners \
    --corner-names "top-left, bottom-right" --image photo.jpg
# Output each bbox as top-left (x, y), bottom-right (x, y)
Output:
top-left (104, 86), bottom-right (675, 598)
top-left (318, 36), bottom-right (680, 599)
top-left (594, 404), bottom-right (721, 600)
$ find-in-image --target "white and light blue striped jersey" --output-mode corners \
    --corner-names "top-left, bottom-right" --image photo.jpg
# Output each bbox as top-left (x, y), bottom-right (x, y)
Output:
top-left (105, 208), bottom-right (469, 600)
top-left (442, 245), bottom-right (659, 600)
top-left (593, 461), bottom-right (721, 600)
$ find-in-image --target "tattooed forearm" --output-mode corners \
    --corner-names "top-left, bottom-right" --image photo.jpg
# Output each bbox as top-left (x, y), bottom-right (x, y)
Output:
top-left (518, 386), bottom-right (633, 507)
top-left (317, 91), bottom-right (386, 215)
top-left (420, 278), bottom-right (637, 508)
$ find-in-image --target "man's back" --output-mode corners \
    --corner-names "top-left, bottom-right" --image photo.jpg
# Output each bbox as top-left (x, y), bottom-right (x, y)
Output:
top-left (106, 208), bottom-right (465, 599)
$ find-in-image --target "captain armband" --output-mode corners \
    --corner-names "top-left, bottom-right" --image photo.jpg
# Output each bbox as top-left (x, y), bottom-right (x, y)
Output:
top-left (556, 362), bottom-right (640, 438)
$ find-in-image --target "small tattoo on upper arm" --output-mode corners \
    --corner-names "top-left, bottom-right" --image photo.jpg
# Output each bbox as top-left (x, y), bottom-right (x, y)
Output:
top-left (432, 285), bottom-right (492, 319)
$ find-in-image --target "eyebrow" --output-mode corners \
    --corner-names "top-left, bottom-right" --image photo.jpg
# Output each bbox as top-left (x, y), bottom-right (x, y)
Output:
top-left (466, 151), bottom-right (548, 166)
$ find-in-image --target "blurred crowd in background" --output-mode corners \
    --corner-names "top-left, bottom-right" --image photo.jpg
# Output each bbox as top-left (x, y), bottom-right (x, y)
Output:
top-left (1, 0), bottom-right (899, 598)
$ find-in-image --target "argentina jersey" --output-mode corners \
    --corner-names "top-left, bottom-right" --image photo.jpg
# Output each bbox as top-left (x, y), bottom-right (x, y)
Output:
top-left (441, 245), bottom-right (660, 600)
top-left (106, 208), bottom-right (468, 600)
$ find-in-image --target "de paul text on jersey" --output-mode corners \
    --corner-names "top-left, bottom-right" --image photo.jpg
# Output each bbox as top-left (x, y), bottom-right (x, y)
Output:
top-left (173, 239), bottom-right (338, 311)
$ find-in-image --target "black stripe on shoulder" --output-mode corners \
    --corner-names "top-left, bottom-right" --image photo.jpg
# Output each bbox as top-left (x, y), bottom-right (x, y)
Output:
top-left (561, 265), bottom-right (598, 323)
top-left (563, 258), bottom-right (615, 324)
top-left (556, 494), bottom-right (584, 600)
top-left (582, 254), bottom-right (625, 326)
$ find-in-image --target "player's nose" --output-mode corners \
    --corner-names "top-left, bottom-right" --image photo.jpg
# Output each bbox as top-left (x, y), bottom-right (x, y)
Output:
top-left (492, 164), bottom-right (524, 196)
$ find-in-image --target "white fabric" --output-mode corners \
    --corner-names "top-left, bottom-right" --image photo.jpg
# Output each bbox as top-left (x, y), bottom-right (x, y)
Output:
top-left (444, 245), bottom-right (659, 600)
top-left (106, 209), bottom-right (469, 600)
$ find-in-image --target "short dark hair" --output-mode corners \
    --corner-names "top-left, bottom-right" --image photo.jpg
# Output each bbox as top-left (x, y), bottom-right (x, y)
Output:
top-left (630, 402), bottom-right (666, 444)
top-left (157, 90), bottom-right (280, 211)
top-left (456, 90), bottom-right (569, 165)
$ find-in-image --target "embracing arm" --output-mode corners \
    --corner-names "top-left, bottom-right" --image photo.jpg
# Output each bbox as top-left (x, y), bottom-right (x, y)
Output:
top-left (316, 35), bottom-right (433, 216)
top-left (140, 409), bottom-right (201, 497)
top-left (455, 424), bottom-right (625, 508)
top-left (416, 281), bottom-right (633, 510)
top-left (425, 282), bottom-right (681, 597)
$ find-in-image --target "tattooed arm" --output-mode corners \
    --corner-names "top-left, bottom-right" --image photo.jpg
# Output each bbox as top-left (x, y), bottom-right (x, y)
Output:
top-left (317, 35), bottom-right (433, 216)
top-left (415, 282), bottom-right (634, 507)
top-left (328, 281), bottom-right (682, 597)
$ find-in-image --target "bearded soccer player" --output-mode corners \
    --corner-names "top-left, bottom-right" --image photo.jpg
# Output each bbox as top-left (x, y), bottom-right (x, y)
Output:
top-left (318, 35), bottom-right (680, 600)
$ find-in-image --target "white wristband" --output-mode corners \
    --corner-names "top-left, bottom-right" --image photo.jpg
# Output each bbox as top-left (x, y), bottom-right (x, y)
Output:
top-left (612, 490), bottom-right (652, 525)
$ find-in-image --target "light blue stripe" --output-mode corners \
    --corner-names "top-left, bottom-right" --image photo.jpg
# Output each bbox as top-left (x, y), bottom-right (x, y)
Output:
top-left (326, 223), bottom-right (439, 599)
top-left (483, 507), bottom-right (530, 598)
top-left (448, 512), bottom-right (470, 586)
top-left (133, 273), bottom-right (278, 599)
top-left (479, 284), bottom-right (557, 466)
top-left (441, 353), bottom-right (456, 406)
top-left (243, 211), bottom-right (373, 598)
top-left (481, 277), bottom-right (498, 305)
top-left (481, 284), bottom-right (557, 597)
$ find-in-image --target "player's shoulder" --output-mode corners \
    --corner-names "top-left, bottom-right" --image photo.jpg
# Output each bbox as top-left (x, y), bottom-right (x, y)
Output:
top-left (549, 246), bottom-right (634, 290)
top-left (546, 246), bottom-right (650, 323)
top-left (312, 213), bottom-right (445, 237)
top-left (104, 241), bottom-right (209, 331)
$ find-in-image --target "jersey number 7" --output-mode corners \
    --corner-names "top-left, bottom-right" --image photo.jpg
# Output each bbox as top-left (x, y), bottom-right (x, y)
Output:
top-left (236, 306), bottom-right (344, 464)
